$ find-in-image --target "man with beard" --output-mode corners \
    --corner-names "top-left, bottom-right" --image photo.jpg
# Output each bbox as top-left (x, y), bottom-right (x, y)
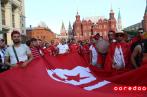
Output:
top-left (5, 31), bottom-right (33, 68)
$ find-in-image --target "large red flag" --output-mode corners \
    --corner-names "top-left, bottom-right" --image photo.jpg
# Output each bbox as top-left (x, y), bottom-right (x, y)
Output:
top-left (0, 57), bottom-right (123, 97)
top-left (44, 53), bottom-right (146, 97)
top-left (0, 53), bottom-right (146, 97)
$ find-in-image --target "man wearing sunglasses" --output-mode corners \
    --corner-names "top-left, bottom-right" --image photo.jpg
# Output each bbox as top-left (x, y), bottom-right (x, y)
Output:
top-left (131, 28), bottom-right (147, 68)
top-left (104, 30), bottom-right (140, 71)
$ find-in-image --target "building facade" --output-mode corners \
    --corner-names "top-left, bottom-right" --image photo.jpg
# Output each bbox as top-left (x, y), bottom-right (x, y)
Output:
top-left (0, 0), bottom-right (25, 44)
top-left (26, 26), bottom-right (56, 42)
top-left (72, 9), bottom-right (117, 40)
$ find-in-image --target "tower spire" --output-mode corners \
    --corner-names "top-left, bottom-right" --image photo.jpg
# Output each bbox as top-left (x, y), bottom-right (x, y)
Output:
top-left (61, 21), bottom-right (65, 30)
top-left (117, 9), bottom-right (122, 32)
top-left (118, 8), bottom-right (121, 19)
top-left (110, 4), bottom-right (113, 13)
top-left (60, 21), bottom-right (66, 36)
top-left (77, 10), bottom-right (79, 15)
top-left (68, 21), bottom-right (73, 38)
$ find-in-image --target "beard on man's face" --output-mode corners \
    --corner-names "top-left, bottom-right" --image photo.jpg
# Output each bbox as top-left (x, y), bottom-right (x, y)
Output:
top-left (13, 39), bottom-right (21, 44)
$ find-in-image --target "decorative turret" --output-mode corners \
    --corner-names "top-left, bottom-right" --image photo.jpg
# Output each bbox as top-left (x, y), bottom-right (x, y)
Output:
top-left (109, 6), bottom-right (115, 19)
top-left (73, 11), bottom-right (82, 37)
top-left (76, 11), bottom-right (80, 21)
top-left (109, 6), bottom-right (116, 32)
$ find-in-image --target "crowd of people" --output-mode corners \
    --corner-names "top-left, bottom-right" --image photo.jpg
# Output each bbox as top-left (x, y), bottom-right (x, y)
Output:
top-left (0, 28), bottom-right (147, 73)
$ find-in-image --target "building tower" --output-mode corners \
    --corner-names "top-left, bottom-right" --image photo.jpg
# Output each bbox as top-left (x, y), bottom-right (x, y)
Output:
top-left (117, 9), bottom-right (122, 32)
top-left (60, 22), bottom-right (67, 36)
top-left (143, 0), bottom-right (147, 32)
top-left (73, 12), bottom-right (82, 37)
top-left (68, 21), bottom-right (73, 39)
top-left (109, 7), bottom-right (116, 32)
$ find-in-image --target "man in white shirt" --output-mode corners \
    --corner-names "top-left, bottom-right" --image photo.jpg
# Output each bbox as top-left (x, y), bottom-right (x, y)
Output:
top-left (57, 38), bottom-right (69, 54)
top-left (89, 38), bottom-right (98, 66)
top-left (5, 31), bottom-right (33, 68)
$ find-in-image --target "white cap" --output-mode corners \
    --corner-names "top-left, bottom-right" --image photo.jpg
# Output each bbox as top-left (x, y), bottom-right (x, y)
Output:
top-left (115, 31), bottom-right (124, 34)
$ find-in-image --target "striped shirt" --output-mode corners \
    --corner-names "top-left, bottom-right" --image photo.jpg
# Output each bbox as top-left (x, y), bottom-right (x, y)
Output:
top-left (30, 47), bottom-right (41, 58)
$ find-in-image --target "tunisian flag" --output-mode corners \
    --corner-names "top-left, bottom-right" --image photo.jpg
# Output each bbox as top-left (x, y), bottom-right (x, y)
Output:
top-left (0, 53), bottom-right (146, 97)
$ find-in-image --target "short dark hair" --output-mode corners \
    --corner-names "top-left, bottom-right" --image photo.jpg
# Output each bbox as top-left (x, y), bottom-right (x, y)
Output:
top-left (26, 40), bottom-right (31, 46)
top-left (11, 30), bottom-right (20, 37)
top-left (108, 30), bottom-right (115, 34)
top-left (0, 39), bottom-right (4, 42)
top-left (30, 38), bottom-right (37, 42)
top-left (95, 33), bottom-right (100, 36)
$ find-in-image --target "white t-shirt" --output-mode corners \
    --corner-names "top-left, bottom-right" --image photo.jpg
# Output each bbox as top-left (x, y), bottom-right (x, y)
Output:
top-left (113, 46), bottom-right (125, 69)
top-left (89, 45), bottom-right (98, 65)
top-left (57, 44), bottom-right (69, 54)
top-left (5, 44), bottom-right (31, 65)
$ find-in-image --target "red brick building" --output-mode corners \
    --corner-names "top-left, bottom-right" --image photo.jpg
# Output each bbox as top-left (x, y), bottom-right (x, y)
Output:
top-left (73, 9), bottom-right (116, 40)
top-left (26, 26), bottom-right (56, 42)
top-left (143, 1), bottom-right (147, 32)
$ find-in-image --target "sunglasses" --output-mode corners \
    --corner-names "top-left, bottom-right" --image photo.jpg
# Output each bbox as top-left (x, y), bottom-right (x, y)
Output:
top-left (116, 34), bottom-right (123, 37)
top-left (138, 31), bottom-right (144, 34)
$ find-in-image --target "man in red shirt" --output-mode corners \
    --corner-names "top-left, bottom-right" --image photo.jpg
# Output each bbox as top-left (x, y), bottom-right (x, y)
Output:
top-left (69, 39), bottom-right (80, 54)
top-left (42, 42), bottom-right (53, 56)
top-left (80, 41), bottom-right (90, 64)
top-left (104, 31), bottom-right (139, 71)
top-left (49, 40), bottom-right (57, 56)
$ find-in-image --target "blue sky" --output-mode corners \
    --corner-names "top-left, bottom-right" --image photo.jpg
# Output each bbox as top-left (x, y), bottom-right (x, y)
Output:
top-left (25, 0), bottom-right (146, 34)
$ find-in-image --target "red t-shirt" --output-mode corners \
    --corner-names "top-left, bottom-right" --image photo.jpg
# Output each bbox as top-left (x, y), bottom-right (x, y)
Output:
top-left (69, 43), bottom-right (80, 53)
top-left (50, 45), bottom-right (57, 55)
top-left (43, 47), bottom-right (52, 56)
top-left (81, 44), bottom-right (90, 54)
